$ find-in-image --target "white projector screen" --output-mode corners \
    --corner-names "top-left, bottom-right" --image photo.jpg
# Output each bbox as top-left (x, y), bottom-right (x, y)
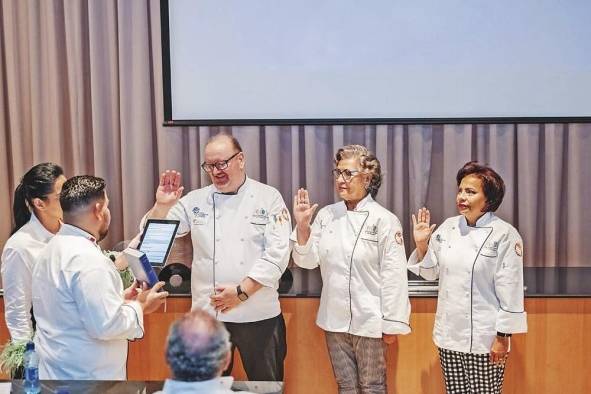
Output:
top-left (161, 0), bottom-right (591, 125)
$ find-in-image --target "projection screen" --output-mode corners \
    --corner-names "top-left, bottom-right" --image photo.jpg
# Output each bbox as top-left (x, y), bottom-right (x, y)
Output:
top-left (161, 0), bottom-right (591, 125)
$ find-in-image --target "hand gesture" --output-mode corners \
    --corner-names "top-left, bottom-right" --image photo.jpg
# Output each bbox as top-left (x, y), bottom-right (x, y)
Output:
top-left (382, 333), bottom-right (398, 345)
top-left (412, 207), bottom-right (436, 246)
top-left (135, 281), bottom-right (169, 314)
top-left (293, 188), bottom-right (318, 228)
top-left (210, 284), bottom-right (241, 313)
top-left (489, 336), bottom-right (509, 365)
top-left (155, 170), bottom-right (184, 207)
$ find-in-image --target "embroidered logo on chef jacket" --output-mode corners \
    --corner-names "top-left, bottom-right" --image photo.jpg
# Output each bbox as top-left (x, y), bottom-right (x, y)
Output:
top-left (251, 208), bottom-right (270, 225)
top-left (192, 206), bottom-right (209, 225)
top-left (394, 231), bottom-right (403, 245)
top-left (360, 223), bottom-right (379, 242)
top-left (435, 234), bottom-right (445, 243)
top-left (514, 241), bottom-right (523, 257)
top-left (481, 241), bottom-right (499, 257)
top-left (365, 224), bottom-right (378, 236)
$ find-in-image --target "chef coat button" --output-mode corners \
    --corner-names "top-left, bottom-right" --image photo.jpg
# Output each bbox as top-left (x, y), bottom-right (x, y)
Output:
top-left (464, 314), bottom-right (469, 318)
top-left (329, 230), bottom-right (333, 234)
top-left (244, 216), bottom-right (249, 219)
top-left (250, 194), bottom-right (254, 198)
top-left (215, 238), bottom-right (221, 242)
top-left (240, 238), bottom-right (245, 242)
top-left (240, 261), bottom-right (244, 265)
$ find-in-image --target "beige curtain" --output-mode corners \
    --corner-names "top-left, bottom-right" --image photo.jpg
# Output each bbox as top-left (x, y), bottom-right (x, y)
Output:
top-left (1, 0), bottom-right (590, 271)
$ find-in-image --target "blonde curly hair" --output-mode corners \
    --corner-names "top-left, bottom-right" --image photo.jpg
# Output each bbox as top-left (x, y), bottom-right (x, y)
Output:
top-left (334, 144), bottom-right (382, 198)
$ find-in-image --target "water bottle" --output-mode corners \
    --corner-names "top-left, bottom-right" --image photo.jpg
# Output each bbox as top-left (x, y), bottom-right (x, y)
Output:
top-left (23, 341), bottom-right (40, 394)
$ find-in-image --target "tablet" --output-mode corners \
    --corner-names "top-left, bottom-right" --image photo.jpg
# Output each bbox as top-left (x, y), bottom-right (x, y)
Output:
top-left (137, 219), bottom-right (180, 267)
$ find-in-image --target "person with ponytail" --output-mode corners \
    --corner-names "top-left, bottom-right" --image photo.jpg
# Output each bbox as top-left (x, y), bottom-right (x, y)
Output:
top-left (1, 163), bottom-right (66, 350)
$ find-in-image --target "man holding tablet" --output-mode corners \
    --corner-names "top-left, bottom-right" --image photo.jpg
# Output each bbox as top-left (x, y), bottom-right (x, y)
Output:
top-left (143, 133), bottom-right (291, 382)
top-left (32, 176), bottom-right (168, 380)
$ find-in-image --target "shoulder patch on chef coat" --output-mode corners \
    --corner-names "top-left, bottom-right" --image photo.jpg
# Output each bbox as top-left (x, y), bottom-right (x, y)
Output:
top-left (514, 241), bottom-right (523, 257)
top-left (272, 207), bottom-right (290, 225)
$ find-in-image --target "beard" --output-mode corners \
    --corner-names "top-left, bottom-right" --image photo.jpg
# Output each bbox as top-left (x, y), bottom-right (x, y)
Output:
top-left (97, 224), bottom-right (109, 242)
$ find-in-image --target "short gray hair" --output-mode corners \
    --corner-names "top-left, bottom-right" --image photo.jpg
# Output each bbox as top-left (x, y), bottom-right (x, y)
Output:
top-left (335, 144), bottom-right (382, 198)
top-left (165, 309), bottom-right (231, 381)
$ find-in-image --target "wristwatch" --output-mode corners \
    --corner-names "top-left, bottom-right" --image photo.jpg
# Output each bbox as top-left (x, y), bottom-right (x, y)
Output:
top-left (496, 331), bottom-right (512, 338)
top-left (236, 285), bottom-right (249, 301)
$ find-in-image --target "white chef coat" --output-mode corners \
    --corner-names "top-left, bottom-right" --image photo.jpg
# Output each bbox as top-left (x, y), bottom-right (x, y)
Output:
top-left (408, 212), bottom-right (528, 354)
top-left (154, 376), bottom-right (254, 394)
top-left (146, 176), bottom-right (291, 323)
top-left (1, 212), bottom-right (55, 341)
top-left (291, 194), bottom-right (411, 338)
top-left (32, 224), bottom-right (144, 380)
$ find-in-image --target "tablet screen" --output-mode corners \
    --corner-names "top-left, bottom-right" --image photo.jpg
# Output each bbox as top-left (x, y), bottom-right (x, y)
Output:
top-left (138, 219), bottom-right (180, 266)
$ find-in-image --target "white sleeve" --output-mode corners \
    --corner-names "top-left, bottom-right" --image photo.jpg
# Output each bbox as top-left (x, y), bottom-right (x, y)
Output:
top-left (494, 229), bottom-right (528, 334)
top-left (247, 193), bottom-right (291, 287)
top-left (290, 209), bottom-right (325, 270)
top-left (407, 227), bottom-right (442, 281)
top-left (139, 197), bottom-right (192, 237)
top-left (71, 259), bottom-right (144, 341)
top-left (379, 215), bottom-right (411, 335)
top-left (1, 248), bottom-right (34, 341)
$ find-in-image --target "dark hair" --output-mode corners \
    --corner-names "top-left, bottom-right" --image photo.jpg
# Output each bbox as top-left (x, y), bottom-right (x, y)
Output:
top-left (335, 145), bottom-right (382, 198)
top-left (12, 162), bottom-right (64, 234)
top-left (166, 310), bottom-right (231, 382)
top-left (60, 175), bottom-right (106, 214)
top-left (456, 161), bottom-right (505, 212)
top-left (205, 132), bottom-right (243, 153)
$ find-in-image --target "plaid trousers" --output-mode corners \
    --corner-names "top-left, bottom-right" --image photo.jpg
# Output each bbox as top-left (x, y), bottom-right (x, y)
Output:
top-left (439, 347), bottom-right (507, 394)
top-left (325, 331), bottom-right (388, 394)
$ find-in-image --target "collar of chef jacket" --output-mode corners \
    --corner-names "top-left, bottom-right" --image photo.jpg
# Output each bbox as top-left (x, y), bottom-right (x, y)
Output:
top-left (334, 193), bottom-right (375, 215)
top-left (59, 223), bottom-right (99, 246)
top-left (29, 211), bottom-right (57, 243)
top-left (207, 175), bottom-right (250, 204)
top-left (459, 211), bottom-right (494, 229)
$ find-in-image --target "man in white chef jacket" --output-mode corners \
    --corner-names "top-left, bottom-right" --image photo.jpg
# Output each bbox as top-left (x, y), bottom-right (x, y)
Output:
top-left (32, 175), bottom-right (168, 380)
top-left (143, 133), bottom-right (291, 381)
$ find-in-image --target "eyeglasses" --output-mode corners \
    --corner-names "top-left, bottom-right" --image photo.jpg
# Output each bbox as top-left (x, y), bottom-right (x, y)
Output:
top-left (332, 168), bottom-right (361, 182)
top-left (201, 151), bottom-right (242, 173)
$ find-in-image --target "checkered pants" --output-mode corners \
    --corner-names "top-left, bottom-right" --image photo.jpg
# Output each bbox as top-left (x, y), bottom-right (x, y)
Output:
top-left (325, 331), bottom-right (388, 394)
top-left (438, 348), bottom-right (506, 394)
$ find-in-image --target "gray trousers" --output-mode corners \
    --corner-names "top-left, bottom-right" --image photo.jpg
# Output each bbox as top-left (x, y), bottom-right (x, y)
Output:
top-left (325, 331), bottom-right (388, 394)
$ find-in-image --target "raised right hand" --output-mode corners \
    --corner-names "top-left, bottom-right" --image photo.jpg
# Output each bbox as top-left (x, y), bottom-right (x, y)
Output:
top-left (293, 188), bottom-right (318, 228)
top-left (155, 170), bottom-right (184, 207)
top-left (412, 207), bottom-right (436, 245)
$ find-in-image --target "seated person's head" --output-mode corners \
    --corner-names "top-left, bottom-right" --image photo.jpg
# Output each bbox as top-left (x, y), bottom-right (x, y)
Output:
top-left (165, 309), bottom-right (231, 382)
top-left (60, 175), bottom-right (111, 241)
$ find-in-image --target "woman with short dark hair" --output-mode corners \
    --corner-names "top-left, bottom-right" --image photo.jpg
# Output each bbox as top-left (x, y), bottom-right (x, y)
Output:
top-left (292, 145), bottom-right (410, 393)
top-left (409, 161), bottom-right (527, 393)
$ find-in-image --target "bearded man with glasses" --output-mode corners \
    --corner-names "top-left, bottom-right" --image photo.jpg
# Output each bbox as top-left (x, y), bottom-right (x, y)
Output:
top-left (142, 133), bottom-right (291, 382)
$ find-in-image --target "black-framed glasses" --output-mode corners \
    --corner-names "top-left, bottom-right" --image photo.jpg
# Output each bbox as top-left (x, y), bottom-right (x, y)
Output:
top-left (332, 168), bottom-right (361, 181)
top-left (201, 151), bottom-right (242, 173)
